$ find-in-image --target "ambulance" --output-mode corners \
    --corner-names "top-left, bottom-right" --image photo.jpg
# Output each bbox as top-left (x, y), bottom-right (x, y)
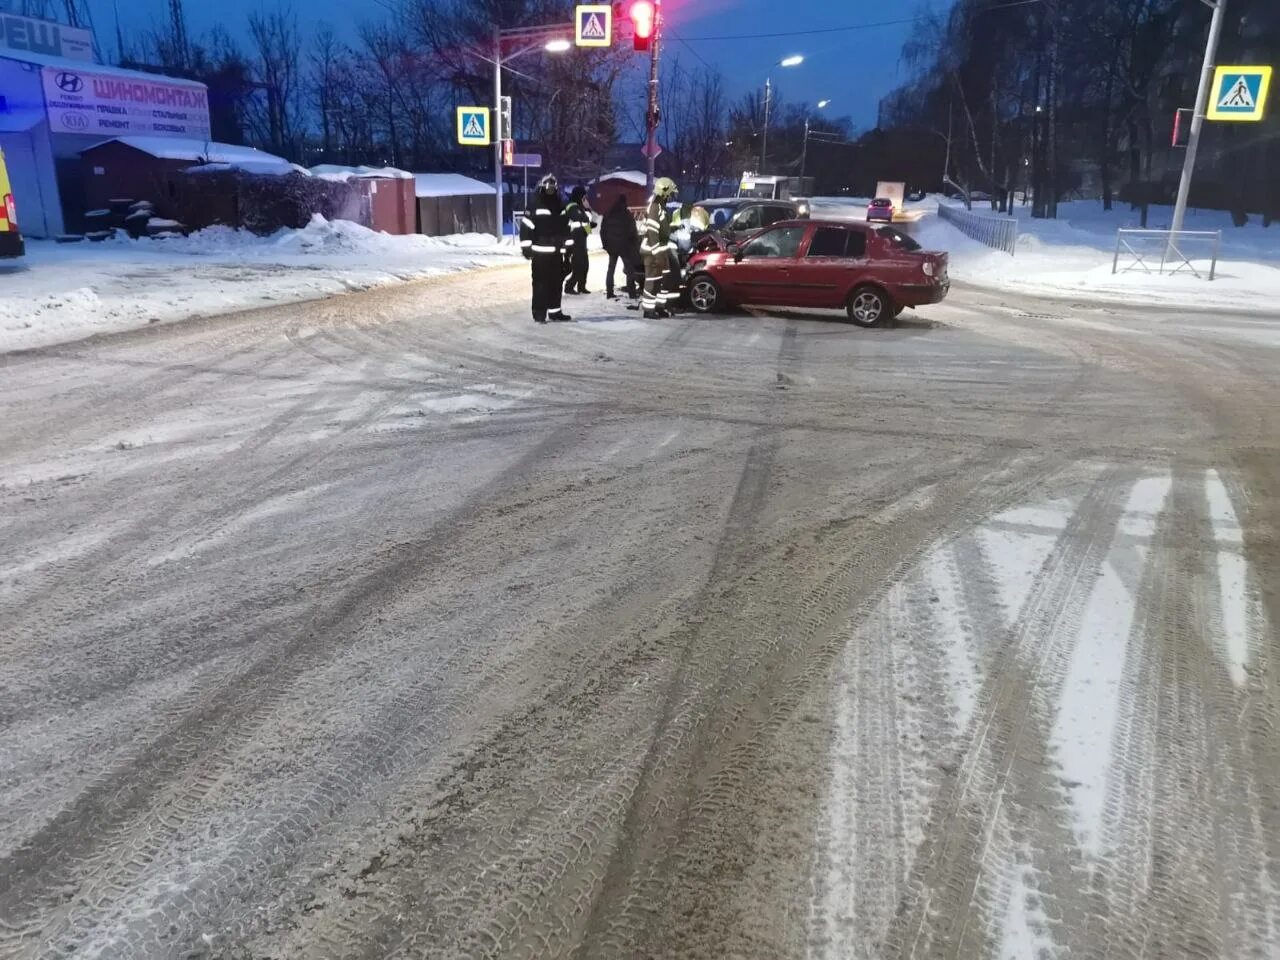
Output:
top-left (0, 146), bottom-right (24, 259)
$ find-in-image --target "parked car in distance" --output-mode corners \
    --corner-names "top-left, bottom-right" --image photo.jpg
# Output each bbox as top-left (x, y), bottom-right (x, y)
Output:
top-left (0, 146), bottom-right (24, 260)
top-left (866, 197), bottom-right (895, 222)
top-left (684, 220), bottom-right (949, 327)
top-left (691, 198), bottom-right (808, 245)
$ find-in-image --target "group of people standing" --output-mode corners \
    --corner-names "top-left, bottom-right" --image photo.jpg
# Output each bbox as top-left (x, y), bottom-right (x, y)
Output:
top-left (519, 173), bottom-right (685, 324)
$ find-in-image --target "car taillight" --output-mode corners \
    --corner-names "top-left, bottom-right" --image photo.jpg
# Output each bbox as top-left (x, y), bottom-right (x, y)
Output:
top-left (3, 194), bottom-right (14, 227)
top-left (922, 261), bottom-right (934, 277)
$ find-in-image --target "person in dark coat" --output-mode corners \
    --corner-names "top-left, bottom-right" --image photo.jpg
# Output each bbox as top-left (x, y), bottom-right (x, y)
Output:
top-left (563, 186), bottom-right (593, 295)
top-left (519, 174), bottom-right (572, 323)
top-left (600, 194), bottom-right (641, 300)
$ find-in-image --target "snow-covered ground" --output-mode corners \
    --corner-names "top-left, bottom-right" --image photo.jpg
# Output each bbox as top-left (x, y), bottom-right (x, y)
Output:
top-left (0, 216), bottom-right (521, 353)
top-left (809, 194), bottom-right (1280, 313)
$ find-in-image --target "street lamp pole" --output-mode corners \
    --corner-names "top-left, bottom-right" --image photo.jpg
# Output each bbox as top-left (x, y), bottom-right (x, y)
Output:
top-left (1170, 0), bottom-right (1228, 238)
top-left (487, 26), bottom-right (571, 241)
top-left (645, 0), bottom-right (662, 193)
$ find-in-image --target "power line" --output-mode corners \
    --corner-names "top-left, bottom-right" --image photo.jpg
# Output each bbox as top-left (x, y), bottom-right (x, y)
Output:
top-left (673, 0), bottom-right (1043, 42)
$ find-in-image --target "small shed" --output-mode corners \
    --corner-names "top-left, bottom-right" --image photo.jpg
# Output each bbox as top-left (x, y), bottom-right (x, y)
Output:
top-left (310, 165), bottom-right (416, 235)
top-left (415, 173), bottom-right (496, 237)
top-left (588, 170), bottom-right (648, 215)
top-left (80, 137), bottom-right (292, 222)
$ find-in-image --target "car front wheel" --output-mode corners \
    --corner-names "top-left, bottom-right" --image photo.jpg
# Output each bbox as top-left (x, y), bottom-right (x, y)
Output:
top-left (847, 286), bottom-right (890, 327)
top-left (688, 274), bottom-right (724, 314)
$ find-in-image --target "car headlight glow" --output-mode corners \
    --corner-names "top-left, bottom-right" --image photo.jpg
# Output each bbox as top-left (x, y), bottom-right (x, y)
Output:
top-left (922, 261), bottom-right (934, 276)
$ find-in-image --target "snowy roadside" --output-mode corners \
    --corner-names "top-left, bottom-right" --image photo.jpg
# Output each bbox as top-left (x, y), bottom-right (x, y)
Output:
top-left (0, 216), bottom-right (523, 354)
top-left (918, 199), bottom-right (1280, 315)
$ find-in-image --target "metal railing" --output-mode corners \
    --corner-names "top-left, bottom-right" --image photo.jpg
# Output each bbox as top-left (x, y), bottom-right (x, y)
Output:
top-left (1112, 229), bottom-right (1221, 280)
top-left (937, 203), bottom-right (1018, 255)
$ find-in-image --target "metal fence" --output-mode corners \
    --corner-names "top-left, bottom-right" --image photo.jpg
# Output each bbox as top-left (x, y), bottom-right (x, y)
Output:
top-left (936, 203), bottom-right (1018, 255)
top-left (1112, 229), bottom-right (1221, 280)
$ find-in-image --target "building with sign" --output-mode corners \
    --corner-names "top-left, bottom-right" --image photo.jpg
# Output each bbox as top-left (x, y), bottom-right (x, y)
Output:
top-left (0, 14), bottom-right (209, 238)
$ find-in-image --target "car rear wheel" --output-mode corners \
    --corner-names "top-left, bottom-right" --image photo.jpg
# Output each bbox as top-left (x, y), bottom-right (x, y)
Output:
top-left (847, 286), bottom-right (890, 327)
top-left (688, 274), bottom-right (724, 314)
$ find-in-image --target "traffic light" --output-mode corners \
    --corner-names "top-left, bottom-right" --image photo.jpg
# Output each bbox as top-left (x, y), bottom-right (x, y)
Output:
top-left (630, 0), bottom-right (655, 51)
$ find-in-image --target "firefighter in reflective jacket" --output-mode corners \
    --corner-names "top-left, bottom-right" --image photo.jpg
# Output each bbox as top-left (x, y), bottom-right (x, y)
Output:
top-left (563, 185), bottom-right (593, 295)
top-left (640, 177), bottom-right (678, 319)
top-left (520, 174), bottom-right (572, 323)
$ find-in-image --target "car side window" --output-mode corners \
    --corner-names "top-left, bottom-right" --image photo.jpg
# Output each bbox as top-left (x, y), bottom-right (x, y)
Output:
top-left (761, 205), bottom-right (790, 226)
top-left (730, 206), bottom-right (761, 231)
top-left (806, 227), bottom-right (867, 258)
top-left (741, 226), bottom-right (806, 259)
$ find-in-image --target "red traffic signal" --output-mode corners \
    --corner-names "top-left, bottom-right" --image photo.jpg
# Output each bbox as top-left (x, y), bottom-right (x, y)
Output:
top-left (631, 0), bottom-right (655, 51)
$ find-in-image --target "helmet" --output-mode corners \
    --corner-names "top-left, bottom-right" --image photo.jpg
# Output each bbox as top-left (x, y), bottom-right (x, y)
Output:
top-left (653, 177), bottom-right (678, 200)
top-left (538, 173), bottom-right (559, 192)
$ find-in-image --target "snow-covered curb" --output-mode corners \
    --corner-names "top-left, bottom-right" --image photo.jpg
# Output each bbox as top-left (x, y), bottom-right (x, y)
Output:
top-left (1, 216), bottom-right (523, 354)
top-left (920, 200), bottom-right (1280, 316)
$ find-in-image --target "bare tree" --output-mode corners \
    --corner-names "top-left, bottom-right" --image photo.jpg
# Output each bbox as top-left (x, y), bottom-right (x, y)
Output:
top-left (245, 8), bottom-right (303, 159)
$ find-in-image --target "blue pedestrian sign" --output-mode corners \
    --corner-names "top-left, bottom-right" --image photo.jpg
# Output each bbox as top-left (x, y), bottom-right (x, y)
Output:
top-left (1206, 65), bottom-right (1271, 122)
top-left (575, 4), bottom-right (613, 48)
top-left (456, 107), bottom-right (490, 146)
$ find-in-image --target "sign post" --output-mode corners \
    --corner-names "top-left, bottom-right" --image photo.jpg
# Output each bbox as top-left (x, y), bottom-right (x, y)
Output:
top-left (1169, 0), bottom-right (1228, 239)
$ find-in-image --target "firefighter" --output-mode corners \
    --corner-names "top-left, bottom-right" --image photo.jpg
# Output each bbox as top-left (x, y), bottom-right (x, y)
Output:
top-left (664, 199), bottom-right (696, 315)
top-left (519, 174), bottom-right (572, 323)
top-left (640, 177), bottom-right (679, 319)
top-left (563, 185), bottom-right (593, 295)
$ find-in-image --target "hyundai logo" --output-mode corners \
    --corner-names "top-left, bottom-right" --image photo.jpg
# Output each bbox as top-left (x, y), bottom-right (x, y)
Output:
top-left (61, 112), bottom-right (90, 130)
top-left (55, 72), bottom-right (84, 93)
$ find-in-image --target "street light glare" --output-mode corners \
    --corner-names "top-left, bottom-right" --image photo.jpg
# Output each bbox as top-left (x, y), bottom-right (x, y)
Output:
top-left (817, 99), bottom-right (831, 108)
top-left (780, 55), bottom-right (804, 67)
top-left (545, 38), bottom-right (571, 52)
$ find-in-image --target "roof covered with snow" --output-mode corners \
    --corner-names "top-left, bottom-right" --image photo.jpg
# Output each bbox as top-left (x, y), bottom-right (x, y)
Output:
top-left (86, 137), bottom-right (291, 168)
top-left (591, 170), bottom-right (648, 187)
top-left (413, 173), bottom-right (495, 198)
top-left (311, 164), bottom-right (414, 182)
top-left (0, 50), bottom-right (206, 88)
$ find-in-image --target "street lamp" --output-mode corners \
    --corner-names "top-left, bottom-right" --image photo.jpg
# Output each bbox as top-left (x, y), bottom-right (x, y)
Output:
top-left (799, 98), bottom-right (830, 190)
top-left (761, 55), bottom-right (804, 172)
top-left (489, 25), bottom-right (570, 239)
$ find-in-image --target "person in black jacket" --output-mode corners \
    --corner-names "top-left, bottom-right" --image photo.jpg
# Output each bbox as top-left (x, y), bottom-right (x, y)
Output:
top-left (519, 174), bottom-right (571, 323)
top-left (599, 194), bottom-right (641, 300)
top-left (563, 186), bottom-right (592, 295)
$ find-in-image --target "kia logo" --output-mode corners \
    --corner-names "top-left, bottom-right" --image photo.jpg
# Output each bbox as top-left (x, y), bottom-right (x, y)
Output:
top-left (55, 72), bottom-right (83, 93)
top-left (61, 113), bottom-right (90, 130)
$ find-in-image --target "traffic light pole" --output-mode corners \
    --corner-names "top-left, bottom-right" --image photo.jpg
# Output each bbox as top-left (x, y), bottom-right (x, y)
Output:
top-left (645, 1), bottom-right (662, 194)
top-left (494, 27), bottom-right (504, 242)
top-left (1170, 0), bottom-right (1227, 238)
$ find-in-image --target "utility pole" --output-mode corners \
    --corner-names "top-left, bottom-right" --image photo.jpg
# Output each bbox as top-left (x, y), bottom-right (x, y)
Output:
top-left (799, 116), bottom-right (810, 186)
top-left (1171, 0), bottom-right (1228, 237)
top-left (645, 0), bottom-right (662, 193)
top-left (760, 77), bottom-right (772, 172)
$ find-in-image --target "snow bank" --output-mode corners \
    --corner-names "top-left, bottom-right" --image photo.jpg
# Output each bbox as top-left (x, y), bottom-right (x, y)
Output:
top-left (925, 198), bottom-right (1280, 313)
top-left (0, 217), bottom-right (520, 353)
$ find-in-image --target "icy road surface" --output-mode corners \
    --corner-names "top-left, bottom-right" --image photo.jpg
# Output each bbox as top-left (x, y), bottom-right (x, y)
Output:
top-left (1, 261), bottom-right (1278, 959)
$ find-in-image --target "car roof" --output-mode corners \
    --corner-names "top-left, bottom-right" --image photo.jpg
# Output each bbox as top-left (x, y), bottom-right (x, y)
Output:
top-left (769, 218), bottom-right (869, 230)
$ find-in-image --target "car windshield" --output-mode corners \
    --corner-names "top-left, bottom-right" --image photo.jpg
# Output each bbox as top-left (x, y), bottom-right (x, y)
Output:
top-left (876, 226), bottom-right (921, 251)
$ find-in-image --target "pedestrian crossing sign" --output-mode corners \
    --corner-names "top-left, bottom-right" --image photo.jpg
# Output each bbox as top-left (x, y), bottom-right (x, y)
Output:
top-left (575, 4), bottom-right (612, 47)
top-left (456, 107), bottom-right (491, 146)
top-left (1206, 65), bottom-right (1271, 122)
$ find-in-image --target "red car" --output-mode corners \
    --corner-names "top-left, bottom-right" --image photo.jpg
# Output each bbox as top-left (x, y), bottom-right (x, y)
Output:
top-left (684, 220), bottom-right (949, 327)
